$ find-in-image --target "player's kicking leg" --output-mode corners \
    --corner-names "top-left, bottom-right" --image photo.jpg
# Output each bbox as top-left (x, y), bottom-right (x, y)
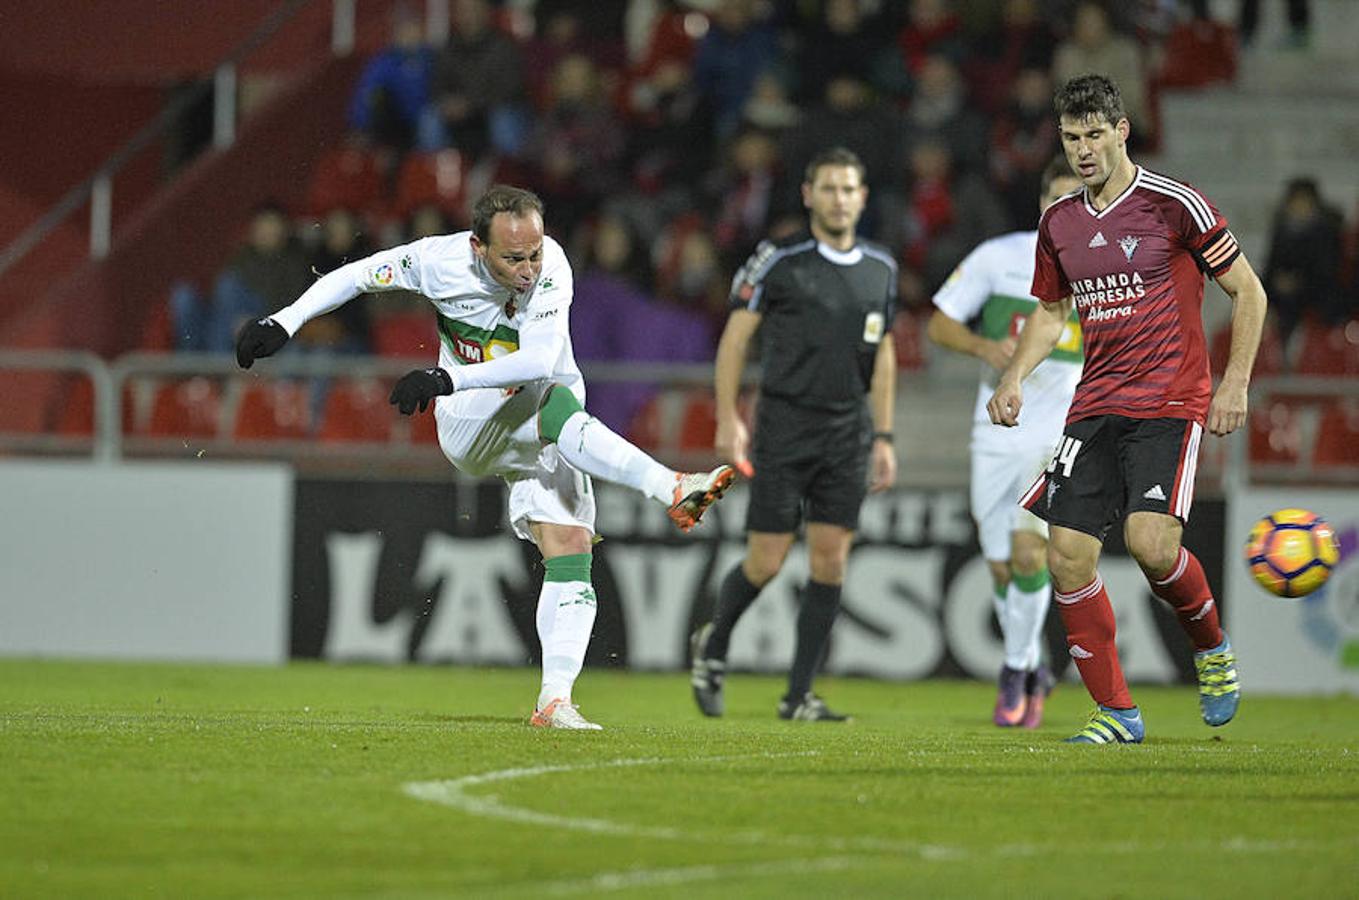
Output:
top-left (540, 385), bottom-right (735, 532)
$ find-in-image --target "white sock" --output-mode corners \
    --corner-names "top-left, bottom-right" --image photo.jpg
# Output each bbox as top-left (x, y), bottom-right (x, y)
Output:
top-left (1004, 578), bottom-right (1051, 670)
top-left (555, 411), bottom-right (676, 503)
top-left (536, 579), bottom-right (598, 709)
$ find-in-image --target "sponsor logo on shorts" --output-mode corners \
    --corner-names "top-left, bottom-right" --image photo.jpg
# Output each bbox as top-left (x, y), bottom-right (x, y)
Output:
top-left (1143, 484), bottom-right (1167, 501)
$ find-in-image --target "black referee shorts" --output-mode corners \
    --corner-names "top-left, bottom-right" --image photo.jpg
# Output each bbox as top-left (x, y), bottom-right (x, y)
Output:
top-left (746, 395), bottom-right (871, 533)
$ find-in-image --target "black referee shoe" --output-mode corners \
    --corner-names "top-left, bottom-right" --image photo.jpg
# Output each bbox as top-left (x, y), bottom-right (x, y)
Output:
top-left (778, 692), bottom-right (851, 722)
top-left (690, 624), bottom-right (725, 717)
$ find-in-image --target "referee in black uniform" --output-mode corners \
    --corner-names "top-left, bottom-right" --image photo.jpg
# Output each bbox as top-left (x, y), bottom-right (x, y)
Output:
top-left (691, 147), bottom-right (898, 721)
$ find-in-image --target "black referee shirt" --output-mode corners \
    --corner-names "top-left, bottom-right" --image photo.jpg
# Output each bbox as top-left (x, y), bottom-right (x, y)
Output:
top-left (730, 231), bottom-right (898, 411)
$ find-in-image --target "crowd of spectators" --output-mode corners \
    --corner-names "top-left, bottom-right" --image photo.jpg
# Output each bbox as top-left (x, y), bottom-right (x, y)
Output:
top-left (170, 0), bottom-right (1358, 437)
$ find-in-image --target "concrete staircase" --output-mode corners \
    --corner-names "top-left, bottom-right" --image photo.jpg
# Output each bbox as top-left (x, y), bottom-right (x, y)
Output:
top-left (1146, 1), bottom-right (1359, 277)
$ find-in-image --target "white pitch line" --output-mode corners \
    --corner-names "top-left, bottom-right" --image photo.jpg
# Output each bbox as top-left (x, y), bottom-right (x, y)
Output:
top-left (534, 855), bottom-right (863, 897)
top-left (402, 752), bottom-right (1359, 867)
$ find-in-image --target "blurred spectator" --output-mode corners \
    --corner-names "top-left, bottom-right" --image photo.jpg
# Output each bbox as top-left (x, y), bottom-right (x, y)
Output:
top-left (1238, 0), bottom-right (1312, 50)
top-left (654, 220), bottom-right (730, 335)
top-left (523, 5), bottom-right (626, 109)
top-left (171, 204), bottom-right (311, 353)
top-left (572, 212), bottom-right (713, 434)
top-left (903, 54), bottom-right (989, 175)
top-left (781, 75), bottom-right (906, 219)
top-left (965, 0), bottom-right (1057, 113)
top-left (894, 0), bottom-right (968, 76)
top-left (625, 55), bottom-right (715, 199)
top-left (420, 0), bottom-right (530, 160)
top-left (299, 208), bottom-right (374, 355)
top-left (1263, 178), bottom-right (1345, 341)
top-left (705, 127), bottom-right (786, 264)
top-left (794, 0), bottom-right (892, 104)
top-left (347, 5), bottom-right (433, 154)
top-left (1052, 2), bottom-right (1149, 147)
top-left (878, 139), bottom-right (1007, 306)
top-left (989, 67), bottom-right (1060, 230)
top-left (692, 0), bottom-right (779, 140)
top-left (530, 53), bottom-right (629, 234)
top-left (741, 70), bottom-right (801, 135)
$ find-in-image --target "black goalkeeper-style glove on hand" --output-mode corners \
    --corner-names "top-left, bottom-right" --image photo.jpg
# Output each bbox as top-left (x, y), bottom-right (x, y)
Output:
top-left (235, 317), bottom-right (290, 369)
top-left (389, 367), bottom-right (455, 415)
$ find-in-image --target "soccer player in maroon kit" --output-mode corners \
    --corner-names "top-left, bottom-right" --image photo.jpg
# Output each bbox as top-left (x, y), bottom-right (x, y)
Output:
top-left (987, 74), bottom-right (1268, 743)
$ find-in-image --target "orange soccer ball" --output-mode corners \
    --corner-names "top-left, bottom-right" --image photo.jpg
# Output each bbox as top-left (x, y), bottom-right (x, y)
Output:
top-left (1244, 508), bottom-right (1341, 598)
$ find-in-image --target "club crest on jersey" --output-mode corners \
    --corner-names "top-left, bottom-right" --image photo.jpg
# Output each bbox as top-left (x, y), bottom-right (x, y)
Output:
top-left (1088, 231), bottom-right (1107, 249)
top-left (1119, 235), bottom-right (1141, 261)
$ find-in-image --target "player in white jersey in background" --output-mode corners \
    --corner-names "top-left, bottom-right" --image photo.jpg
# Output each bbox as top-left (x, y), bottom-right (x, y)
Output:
top-left (928, 157), bottom-right (1084, 728)
top-left (235, 185), bottom-right (734, 730)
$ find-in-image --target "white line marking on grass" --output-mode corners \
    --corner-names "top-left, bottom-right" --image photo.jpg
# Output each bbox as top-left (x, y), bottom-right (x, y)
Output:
top-left (534, 855), bottom-right (863, 896)
top-left (403, 752), bottom-right (1359, 868)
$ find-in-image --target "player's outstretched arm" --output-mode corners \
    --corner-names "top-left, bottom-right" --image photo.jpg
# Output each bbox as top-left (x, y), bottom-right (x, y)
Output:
top-left (926, 310), bottom-right (1015, 372)
top-left (987, 296), bottom-right (1070, 426)
top-left (713, 309), bottom-right (760, 477)
top-left (1207, 255), bottom-right (1268, 436)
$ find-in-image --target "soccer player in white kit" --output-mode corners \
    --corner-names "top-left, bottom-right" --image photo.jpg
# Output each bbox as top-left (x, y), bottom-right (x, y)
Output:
top-left (235, 185), bottom-right (734, 730)
top-left (928, 158), bottom-right (1084, 728)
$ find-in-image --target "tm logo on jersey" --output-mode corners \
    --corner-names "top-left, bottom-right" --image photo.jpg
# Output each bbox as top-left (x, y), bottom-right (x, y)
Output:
top-left (451, 335), bottom-right (485, 364)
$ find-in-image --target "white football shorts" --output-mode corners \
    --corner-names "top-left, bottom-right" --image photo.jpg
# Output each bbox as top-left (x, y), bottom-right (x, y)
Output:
top-left (971, 436), bottom-right (1055, 562)
top-left (434, 380), bottom-right (596, 542)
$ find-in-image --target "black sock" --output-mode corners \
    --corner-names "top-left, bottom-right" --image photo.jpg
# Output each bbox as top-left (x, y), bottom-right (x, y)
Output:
top-left (786, 580), bottom-right (841, 701)
top-left (706, 565), bottom-right (762, 660)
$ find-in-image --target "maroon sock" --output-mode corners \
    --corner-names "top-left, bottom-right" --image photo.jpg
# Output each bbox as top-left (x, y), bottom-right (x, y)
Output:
top-left (1054, 575), bottom-right (1134, 709)
top-left (1148, 547), bottom-right (1223, 652)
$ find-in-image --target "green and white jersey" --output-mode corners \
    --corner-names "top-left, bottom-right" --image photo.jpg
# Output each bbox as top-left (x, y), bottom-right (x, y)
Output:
top-left (273, 230), bottom-right (583, 401)
top-left (933, 230), bottom-right (1082, 448)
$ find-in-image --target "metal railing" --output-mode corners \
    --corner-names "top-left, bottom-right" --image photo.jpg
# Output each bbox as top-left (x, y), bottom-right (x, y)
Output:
top-left (2, 351), bottom-right (1357, 487)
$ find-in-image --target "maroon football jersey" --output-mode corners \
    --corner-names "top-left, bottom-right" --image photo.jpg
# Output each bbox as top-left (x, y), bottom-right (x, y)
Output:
top-left (1032, 166), bottom-right (1240, 424)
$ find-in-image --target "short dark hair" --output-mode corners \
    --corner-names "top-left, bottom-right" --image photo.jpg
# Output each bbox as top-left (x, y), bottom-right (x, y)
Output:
top-left (471, 185), bottom-right (545, 242)
top-left (804, 146), bottom-right (867, 186)
top-left (1040, 155), bottom-right (1078, 196)
top-left (1053, 73), bottom-right (1126, 126)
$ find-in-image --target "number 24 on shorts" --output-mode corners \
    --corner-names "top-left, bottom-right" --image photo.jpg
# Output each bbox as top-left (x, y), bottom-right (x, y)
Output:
top-left (1047, 436), bottom-right (1083, 478)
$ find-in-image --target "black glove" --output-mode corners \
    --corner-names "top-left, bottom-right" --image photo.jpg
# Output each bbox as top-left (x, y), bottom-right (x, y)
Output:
top-left (235, 317), bottom-right (290, 369)
top-left (389, 367), bottom-right (455, 415)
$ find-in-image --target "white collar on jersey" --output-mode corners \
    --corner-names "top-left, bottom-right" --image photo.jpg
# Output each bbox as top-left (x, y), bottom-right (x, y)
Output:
top-left (816, 241), bottom-right (863, 266)
top-left (1082, 165), bottom-right (1143, 219)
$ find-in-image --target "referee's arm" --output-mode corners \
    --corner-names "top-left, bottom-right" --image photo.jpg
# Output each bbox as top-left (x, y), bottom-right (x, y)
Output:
top-left (868, 337), bottom-right (897, 492)
top-left (713, 308), bottom-right (761, 477)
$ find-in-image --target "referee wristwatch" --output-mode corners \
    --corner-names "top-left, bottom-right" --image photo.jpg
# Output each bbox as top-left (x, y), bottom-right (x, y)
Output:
top-left (872, 431), bottom-right (894, 443)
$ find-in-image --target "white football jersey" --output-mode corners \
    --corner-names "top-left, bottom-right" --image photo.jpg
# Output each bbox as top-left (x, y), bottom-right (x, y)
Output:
top-left (273, 231), bottom-right (584, 401)
top-left (932, 230), bottom-right (1082, 450)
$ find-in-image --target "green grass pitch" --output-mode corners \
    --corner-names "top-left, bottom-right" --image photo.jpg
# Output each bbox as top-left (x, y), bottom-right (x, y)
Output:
top-left (3, 660), bottom-right (1357, 898)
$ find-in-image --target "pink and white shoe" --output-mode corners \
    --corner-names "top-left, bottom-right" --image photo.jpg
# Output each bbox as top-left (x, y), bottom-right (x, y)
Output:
top-left (530, 698), bottom-right (603, 730)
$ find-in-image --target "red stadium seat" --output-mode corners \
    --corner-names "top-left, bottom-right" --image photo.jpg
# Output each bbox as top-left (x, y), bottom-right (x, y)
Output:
top-left (1248, 399), bottom-right (1304, 466)
top-left (626, 394), bottom-right (664, 451)
top-left (393, 150), bottom-right (467, 220)
top-left (373, 311), bottom-right (436, 358)
top-left (145, 377), bottom-right (222, 439)
top-left (678, 390), bottom-right (718, 451)
top-left (1294, 319), bottom-right (1359, 377)
top-left (1210, 321), bottom-right (1284, 378)
top-left (304, 146), bottom-right (384, 216)
top-left (1313, 400), bottom-right (1359, 468)
top-left (232, 381), bottom-right (312, 441)
top-left (408, 406), bottom-right (440, 445)
top-left (893, 311), bottom-right (927, 371)
top-left (317, 378), bottom-right (392, 443)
